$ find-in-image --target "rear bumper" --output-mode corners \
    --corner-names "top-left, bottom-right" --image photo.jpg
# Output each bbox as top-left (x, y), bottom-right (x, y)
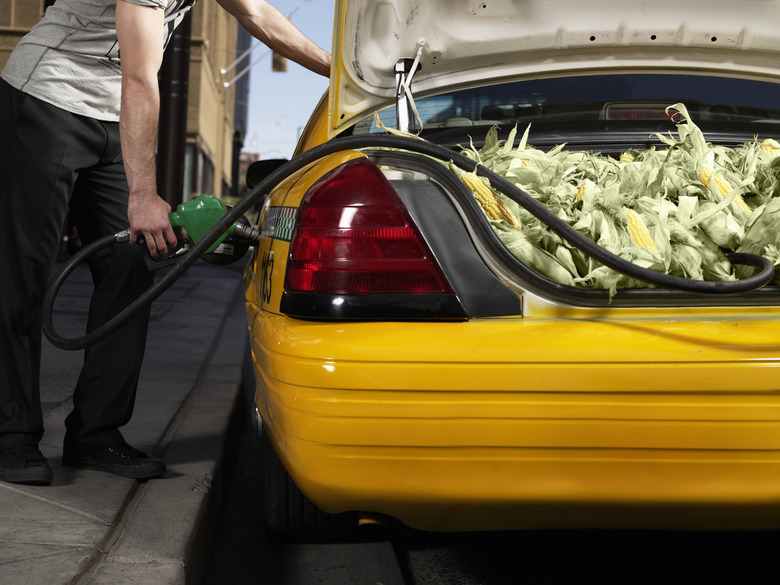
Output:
top-left (246, 304), bottom-right (780, 531)
top-left (278, 441), bottom-right (780, 531)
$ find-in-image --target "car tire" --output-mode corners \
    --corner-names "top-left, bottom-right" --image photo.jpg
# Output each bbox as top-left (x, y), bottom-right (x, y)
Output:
top-left (261, 424), bottom-right (360, 542)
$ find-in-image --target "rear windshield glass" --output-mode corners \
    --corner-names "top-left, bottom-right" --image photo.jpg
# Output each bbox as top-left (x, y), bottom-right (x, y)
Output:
top-left (352, 74), bottom-right (780, 134)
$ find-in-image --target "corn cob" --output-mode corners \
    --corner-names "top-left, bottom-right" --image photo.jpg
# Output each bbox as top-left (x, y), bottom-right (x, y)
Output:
top-left (760, 138), bottom-right (780, 157)
top-left (620, 152), bottom-right (635, 163)
top-left (698, 151), bottom-right (752, 214)
top-left (698, 151), bottom-right (715, 187)
top-left (710, 173), bottom-right (752, 214)
top-left (624, 208), bottom-right (660, 255)
top-left (576, 178), bottom-right (596, 202)
top-left (461, 172), bottom-right (520, 227)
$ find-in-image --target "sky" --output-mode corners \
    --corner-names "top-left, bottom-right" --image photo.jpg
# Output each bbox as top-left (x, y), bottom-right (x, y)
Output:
top-left (241, 0), bottom-right (336, 159)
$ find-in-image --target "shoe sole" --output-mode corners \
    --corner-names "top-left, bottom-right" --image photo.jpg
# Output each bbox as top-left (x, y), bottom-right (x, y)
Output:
top-left (0, 467), bottom-right (53, 486)
top-left (62, 456), bottom-right (166, 480)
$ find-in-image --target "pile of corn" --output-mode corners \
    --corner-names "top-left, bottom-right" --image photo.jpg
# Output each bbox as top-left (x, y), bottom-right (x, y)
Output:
top-left (450, 103), bottom-right (780, 294)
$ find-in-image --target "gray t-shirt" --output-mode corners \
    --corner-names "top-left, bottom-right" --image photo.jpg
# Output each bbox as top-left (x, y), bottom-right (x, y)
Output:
top-left (1, 0), bottom-right (196, 121)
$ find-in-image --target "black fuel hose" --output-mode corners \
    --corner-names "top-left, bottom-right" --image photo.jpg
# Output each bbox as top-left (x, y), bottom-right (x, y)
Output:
top-left (42, 134), bottom-right (775, 350)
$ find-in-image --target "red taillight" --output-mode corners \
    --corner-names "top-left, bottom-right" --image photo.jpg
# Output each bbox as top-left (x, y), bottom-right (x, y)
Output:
top-left (286, 159), bottom-right (453, 295)
top-left (603, 104), bottom-right (668, 120)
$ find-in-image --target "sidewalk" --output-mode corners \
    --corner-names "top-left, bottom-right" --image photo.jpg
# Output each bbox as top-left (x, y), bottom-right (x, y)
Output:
top-left (0, 259), bottom-right (248, 585)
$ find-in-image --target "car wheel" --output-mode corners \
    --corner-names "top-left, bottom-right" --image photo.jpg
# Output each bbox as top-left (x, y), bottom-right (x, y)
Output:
top-left (261, 425), bottom-right (360, 542)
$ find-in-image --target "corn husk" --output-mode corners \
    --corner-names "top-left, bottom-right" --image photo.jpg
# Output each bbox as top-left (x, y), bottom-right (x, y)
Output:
top-left (735, 198), bottom-right (780, 284)
top-left (451, 102), bottom-right (779, 292)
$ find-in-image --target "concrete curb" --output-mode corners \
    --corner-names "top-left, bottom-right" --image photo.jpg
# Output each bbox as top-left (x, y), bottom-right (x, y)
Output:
top-left (83, 281), bottom-right (247, 585)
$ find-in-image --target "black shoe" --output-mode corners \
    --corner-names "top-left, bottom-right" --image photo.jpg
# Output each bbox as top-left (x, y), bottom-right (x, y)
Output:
top-left (62, 442), bottom-right (166, 480)
top-left (0, 445), bottom-right (54, 486)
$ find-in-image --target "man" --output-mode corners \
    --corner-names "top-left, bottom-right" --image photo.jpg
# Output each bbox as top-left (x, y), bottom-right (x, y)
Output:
top-left (0, 0), bottom-right (330, 486)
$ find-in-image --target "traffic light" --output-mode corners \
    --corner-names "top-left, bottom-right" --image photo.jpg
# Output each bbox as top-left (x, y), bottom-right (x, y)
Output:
top-left (272, 52), bottom-right (287, 72)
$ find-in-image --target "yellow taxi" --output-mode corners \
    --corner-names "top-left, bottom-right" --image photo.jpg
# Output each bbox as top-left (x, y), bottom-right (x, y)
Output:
top-left (243, 0), bottom-right (780, 540)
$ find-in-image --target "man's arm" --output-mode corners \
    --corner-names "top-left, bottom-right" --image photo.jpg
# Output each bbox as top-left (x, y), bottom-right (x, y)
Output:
top-left (216, 0), bottom-right (331, 77)
top-left (116, 0), bottom-right (176, 258)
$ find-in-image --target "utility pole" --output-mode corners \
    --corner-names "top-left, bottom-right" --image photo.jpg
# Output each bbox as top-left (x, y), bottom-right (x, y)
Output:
top-left (157, 11), bottom-right (192, 208)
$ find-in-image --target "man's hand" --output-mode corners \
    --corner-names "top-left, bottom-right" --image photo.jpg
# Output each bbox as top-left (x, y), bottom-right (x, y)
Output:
top-left (116, 0), bottom-right (174, 257)
top-left (127, 191), bottom-right (176, 258)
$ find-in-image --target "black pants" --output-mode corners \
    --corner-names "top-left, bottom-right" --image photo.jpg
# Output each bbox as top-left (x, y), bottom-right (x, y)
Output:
top-left (0, 78), bottom-right (154, 452)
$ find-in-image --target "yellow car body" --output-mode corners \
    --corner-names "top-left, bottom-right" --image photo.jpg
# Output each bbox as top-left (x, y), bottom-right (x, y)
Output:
top-left (244, 0), bottom-right (780, 536)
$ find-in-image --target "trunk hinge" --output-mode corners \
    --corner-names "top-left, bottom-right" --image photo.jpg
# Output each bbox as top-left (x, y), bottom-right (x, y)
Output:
top-left (394, 39), bottom-right (427, 134)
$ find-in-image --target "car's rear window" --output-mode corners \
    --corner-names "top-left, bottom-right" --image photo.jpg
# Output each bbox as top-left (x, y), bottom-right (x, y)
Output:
top-left (353, 74), bottom-right (780, 135)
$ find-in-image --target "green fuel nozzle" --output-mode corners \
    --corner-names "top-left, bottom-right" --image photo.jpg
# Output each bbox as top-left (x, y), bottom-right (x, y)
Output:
top-left (170, 194), bottom-right (260, 249)
top-left (141, 195), bottom-right (260, 270)
top-left (169, 195), bottom-right (235, 254)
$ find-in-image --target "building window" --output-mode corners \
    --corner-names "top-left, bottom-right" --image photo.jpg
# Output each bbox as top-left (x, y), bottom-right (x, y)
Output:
top-left (185, 143), bottom-right (215, 199)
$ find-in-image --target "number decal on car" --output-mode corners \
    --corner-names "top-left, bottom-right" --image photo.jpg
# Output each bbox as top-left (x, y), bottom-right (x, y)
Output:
top-left (260, 250), bottom-right (274, 306)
